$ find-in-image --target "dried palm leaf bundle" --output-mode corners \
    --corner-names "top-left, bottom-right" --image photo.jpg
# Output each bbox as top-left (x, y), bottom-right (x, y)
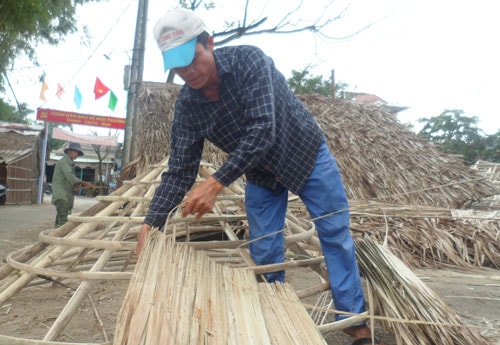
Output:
top-left (349, 201), bottom-right (500, 269)
top-left (113, 230), bottom-right (328, 345)
top-left (287, 198), bottom-right (500, 270)
top-left (356, 237), bottom-right (494, 345)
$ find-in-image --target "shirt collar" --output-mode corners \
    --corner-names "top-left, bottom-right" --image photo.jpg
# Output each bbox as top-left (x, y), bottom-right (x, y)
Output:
top-left (213, 49), bottom-right (232, 77)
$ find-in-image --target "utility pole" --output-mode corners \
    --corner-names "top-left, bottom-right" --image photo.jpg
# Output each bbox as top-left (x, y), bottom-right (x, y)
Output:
top-left (122, 0), bottom-right (149, 166)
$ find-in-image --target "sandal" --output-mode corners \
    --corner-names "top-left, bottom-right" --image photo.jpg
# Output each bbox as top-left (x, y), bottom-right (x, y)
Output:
top-left (351, 337), bottom-right (381, 345)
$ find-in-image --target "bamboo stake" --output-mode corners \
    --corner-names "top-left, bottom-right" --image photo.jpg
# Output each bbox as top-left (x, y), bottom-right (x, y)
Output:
top-left (42, 171), bottom-right (159, 341)
top-left (0, 335), bottom-right (112, 345)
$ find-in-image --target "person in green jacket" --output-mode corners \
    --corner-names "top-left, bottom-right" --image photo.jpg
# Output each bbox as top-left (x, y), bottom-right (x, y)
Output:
top-left (51, 142), bottom-right (94, 227)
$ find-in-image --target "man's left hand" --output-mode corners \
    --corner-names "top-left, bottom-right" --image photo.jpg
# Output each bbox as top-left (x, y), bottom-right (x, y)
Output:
top-left (181, 176), bottom-right (224, 221)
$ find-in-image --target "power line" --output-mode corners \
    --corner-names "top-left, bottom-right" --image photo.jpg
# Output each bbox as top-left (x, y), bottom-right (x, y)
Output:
top-left (5, 0), bottom-right (136, 108)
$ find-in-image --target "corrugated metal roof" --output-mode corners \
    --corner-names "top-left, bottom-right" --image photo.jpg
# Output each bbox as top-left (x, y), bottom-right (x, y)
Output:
top-left (0, 122), bottom-right (44, 131)
top-left (0, 148), bottom-right (33, 164)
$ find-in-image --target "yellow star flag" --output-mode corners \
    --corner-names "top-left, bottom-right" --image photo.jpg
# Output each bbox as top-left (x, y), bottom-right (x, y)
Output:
top-left (39, 80), bottom-right (49, 101)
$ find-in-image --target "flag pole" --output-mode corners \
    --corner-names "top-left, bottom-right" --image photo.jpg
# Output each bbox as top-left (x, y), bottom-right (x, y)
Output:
top-left (123, 0), bottom-right (148, 166)
top-left (37, 119), bottom-right (49, 204)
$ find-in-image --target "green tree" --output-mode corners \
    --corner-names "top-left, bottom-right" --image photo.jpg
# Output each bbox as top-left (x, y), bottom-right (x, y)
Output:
top-left (0, 99), bottom-right (30, 123)
top-left (287, 66), bottom-right (348, 98)
top-left (0, 0), bottom-right (103, 90)
top-left (417, 109), bottom-right (486, 165)
top-left (482, 130), bottom-right (500, 163)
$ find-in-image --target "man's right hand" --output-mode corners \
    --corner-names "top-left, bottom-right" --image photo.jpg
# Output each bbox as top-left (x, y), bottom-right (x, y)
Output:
top-left (82, 181), bottom-right (94, 189)
top-left (136, 223), bottom-right (152, 257)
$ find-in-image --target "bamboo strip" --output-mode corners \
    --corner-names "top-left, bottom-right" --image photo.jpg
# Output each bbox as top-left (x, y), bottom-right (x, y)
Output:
top-left (246, 257), bottom-right (325, 274)
top-left (316, 312), bottom-right (370, 333)
top-left (68, 214), bottom-right (247, 224)
top-left (295, 282), bottom-right (331, 299)
top-left (0, 220), bottom-right (76, 281)
top-left (141, 231), bottom-right (169, 345)
top-left (188, 250), bottom-right (208, 345)
top-left (174, 244), bottom-right (196, 344)
top-left (0, 335), bottom-right (111, 345)
top-left (150, 236), bottom-right (174, 345)
top-left (39, 230), bottom-right (136, 251)
top-left (6, 257), bottom-right (131, 280)
top-left (186, 240), bottom-right (247, 250)
top-left (209, 260), bottom-right (229, 345)
top-left (96, 194), bottom-right (244, 203)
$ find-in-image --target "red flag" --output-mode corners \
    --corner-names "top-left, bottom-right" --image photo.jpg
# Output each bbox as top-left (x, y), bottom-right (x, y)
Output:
top-left (56, 83), bottom-right (65, 99)
top-left (94, 77), bottom-right (110, 100)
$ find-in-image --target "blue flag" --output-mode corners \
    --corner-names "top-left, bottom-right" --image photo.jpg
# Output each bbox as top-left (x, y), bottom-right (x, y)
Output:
top-left (74, 86), bottom-right (83, 109)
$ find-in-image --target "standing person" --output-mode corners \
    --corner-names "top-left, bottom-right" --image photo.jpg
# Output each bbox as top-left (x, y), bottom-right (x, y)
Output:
top-left (51, 142), bottom-right (93, 227)
top-left (137, 8), bottom-right (383, 345)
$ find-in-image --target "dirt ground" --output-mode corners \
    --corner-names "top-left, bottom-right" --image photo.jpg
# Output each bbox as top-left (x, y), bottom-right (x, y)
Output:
top-left (0, 196), bottom-right (498, 344)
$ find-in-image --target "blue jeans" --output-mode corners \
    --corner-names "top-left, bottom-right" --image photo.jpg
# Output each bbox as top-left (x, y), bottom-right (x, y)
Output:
top-left (245, 139), bottom-right (366, 320)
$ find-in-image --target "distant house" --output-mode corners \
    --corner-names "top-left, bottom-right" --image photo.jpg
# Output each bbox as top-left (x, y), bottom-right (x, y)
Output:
top-left (343, 92), bottom-right (408, 114)
top-left (0, 122), bottom-right (45, 204)
top-left (0, 122), bottom-right (121, 204)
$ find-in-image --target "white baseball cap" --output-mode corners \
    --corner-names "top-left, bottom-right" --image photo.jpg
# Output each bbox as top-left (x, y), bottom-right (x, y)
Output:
top-left (153, 8), bottom-right (206, 71)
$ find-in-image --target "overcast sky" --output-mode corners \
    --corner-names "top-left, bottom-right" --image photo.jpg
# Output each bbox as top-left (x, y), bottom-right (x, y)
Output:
top-left (5, 0), bottom-right (500, 138)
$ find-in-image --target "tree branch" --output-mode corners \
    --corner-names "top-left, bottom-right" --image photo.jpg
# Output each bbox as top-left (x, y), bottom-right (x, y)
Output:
top-left (206, 0), bottom-right (376, 46)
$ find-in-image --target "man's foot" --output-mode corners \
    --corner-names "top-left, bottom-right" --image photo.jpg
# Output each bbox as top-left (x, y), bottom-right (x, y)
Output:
top-left (343, 324), bottom-right (384, 345)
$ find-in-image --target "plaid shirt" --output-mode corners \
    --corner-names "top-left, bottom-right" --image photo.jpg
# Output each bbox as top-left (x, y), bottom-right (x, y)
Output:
top-left (145, 45), bottom-right (324, 227)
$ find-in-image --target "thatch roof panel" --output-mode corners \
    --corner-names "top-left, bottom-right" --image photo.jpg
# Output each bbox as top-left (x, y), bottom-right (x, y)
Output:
top-left (298, 94), bottom-right (498, 208)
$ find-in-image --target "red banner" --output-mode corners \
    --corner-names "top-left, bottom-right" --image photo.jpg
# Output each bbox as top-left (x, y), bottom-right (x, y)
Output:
top-left (36, 108), bottom-right (125, 129)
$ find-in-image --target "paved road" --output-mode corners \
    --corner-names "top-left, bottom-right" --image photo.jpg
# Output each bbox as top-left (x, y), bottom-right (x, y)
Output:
top-left (0, 195), bottom-right (98, 261)
top-left (0, 194), bottom-right (97, 231)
